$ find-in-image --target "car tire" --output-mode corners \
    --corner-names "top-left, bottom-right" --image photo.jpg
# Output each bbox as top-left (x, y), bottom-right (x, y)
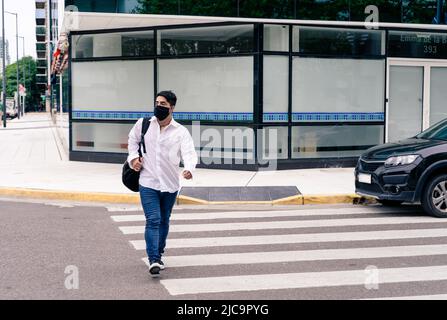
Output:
top-left (421, 174), bottom-right (447, 218)
top-left (377, 199), bottom-right (403, 206)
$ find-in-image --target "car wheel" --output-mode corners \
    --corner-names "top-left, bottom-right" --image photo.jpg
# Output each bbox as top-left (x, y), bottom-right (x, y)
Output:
top-left (377, 199), bottom-right (403, 206)
top-left (422, 174), bottom-right (447, 218)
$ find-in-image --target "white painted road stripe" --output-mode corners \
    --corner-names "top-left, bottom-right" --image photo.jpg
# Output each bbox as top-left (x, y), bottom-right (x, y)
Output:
top-left (160, 265), bottom-right (447, 295)
top-left (130, 228), bottom-right (447, 250)
top-left (110, 207), bottom-right (414, 222)
top-left (118, 215), bottom-right (444, 234)
top-left (142, 244), bottom-right (447, 267)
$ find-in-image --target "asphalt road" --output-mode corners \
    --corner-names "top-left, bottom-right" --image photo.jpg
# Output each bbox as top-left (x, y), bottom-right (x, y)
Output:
top-left (1, 197), bottom-right (447, 300)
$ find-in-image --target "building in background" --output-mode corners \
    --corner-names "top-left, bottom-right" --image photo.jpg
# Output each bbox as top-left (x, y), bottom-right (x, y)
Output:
top-left (35, 0), bottom-right (47, 105)
top-left (0, 37), bottom-right (11, 70)
top-left (55, 1), bottom-right (447, 170)
top-left (35, 0), bottom-right (59, 112)
top-left (64, 0), bottom-right (138, 13)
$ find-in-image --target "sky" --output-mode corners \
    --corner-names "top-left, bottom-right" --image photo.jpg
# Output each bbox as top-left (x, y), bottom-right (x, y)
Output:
top-left (0, 0), bottom-right (67, 63)
top-left (0, 0), bottom-right (38, 62)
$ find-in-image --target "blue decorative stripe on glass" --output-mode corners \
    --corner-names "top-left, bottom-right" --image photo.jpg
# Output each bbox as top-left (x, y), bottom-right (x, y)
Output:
top-left (72, 111), bottom-right (253, 121)
top-left (263, 113), bottom-right (288, 122)
top-left (72, 111), bottom-right (382, 122)
top-left (174, 112), bottom-right (253, 121)
top-left (292, 112), bottom-right (384, 122)
top-left (72, 111), bottom-right (153, 120)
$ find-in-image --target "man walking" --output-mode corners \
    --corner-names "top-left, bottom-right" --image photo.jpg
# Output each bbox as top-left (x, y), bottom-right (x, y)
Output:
top-left (127, 91), bottom-right (197, 277)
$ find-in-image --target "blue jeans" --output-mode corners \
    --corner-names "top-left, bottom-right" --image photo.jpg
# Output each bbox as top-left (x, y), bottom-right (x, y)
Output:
top-left (139, 185), bottom-right (178, 264)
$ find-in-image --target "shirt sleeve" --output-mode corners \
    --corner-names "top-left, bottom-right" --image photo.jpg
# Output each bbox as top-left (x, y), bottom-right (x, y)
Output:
top-left (180, 127), bottom-right (198, 174)
top-left (127, 118), bottom-right (143, 169)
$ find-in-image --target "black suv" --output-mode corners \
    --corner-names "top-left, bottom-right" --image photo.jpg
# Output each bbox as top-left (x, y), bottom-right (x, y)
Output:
top-left (355, 118), bottom-right (447, 218)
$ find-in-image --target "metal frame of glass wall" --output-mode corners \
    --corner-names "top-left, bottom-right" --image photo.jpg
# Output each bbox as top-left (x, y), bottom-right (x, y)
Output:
top-left (67, 21), bottom-right (447, 170)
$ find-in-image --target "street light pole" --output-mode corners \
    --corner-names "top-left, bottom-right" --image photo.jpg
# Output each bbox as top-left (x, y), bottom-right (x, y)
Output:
top-left (18, 35), bottom-right (25, 115)
top-left (2, 0), bottom-right (6, 128)
top-left (5, 11), bottom-right (19, 119)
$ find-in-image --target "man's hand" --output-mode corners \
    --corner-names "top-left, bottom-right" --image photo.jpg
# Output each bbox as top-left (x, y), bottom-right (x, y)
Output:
top-left (131, 157), bottom-right (142, 172)
top-left (182, 170), bottom-right (193, 180)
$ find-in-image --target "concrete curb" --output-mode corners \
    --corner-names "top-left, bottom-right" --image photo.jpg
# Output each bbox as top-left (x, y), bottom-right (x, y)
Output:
top-left (0, 187), bottom-right (141, 204)
top-left (0, 187), bottom-right (373, 205)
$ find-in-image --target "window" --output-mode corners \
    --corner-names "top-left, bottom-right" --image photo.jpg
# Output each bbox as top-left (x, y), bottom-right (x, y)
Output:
top-left (264, 25), bottom-right (289, 52)
top-left (292, 57), bottom-right (385, 120)
top-left (293, 26), bottom-right (384, 56)
top-left (430, 67), bottom-right (447, 126)
top-left (72, 122), bottom-right (134, 153)
top-left (259, 127), bottom-right (288, 160)
top-left (292, 125), bottom-right (384, 158)
top-left (72, 60), bottom-right (154, 117)
top-left (184, 125), bottom-right (255, 164)
top-left (158, 56), bottom-right (253, 121)
top-left (158, 25), bottom-right (254, 56)
top-left (72, 31), bottom-right (154, 58)
top-left (388, 31), bottom-right (447, 59)
top-left (263, 56), bottom-right (288, 122)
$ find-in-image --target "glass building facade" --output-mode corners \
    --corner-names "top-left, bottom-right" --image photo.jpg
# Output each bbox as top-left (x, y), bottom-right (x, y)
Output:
top-left (67, 20), bottom-right (447, 169)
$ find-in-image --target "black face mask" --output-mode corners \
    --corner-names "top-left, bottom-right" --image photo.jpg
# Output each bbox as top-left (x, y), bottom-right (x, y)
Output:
top-left (154, 105), bottom-right (171, 121)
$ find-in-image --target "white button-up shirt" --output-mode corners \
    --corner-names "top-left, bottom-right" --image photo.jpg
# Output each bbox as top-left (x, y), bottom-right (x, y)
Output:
top-left (127, 116), bottom-right (198, 193)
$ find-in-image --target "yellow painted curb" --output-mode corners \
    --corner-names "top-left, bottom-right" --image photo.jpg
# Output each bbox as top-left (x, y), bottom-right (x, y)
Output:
top-left (0, 187), bottom-right (372, 206)
top-left (0, 187), bottom-right (140, 204)
top-left (176, 195), bottom-right (209, 205)
top-left (272, 195), bottom-right (304, 205)
top-left (302, 194), bottom-right (361, 205)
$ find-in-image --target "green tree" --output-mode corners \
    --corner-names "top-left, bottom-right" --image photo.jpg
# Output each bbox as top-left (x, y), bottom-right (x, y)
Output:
top-left (404, 0), bottom-right (438, 24)
top-left (134, 0), bottom-right (237, 16)
top-left (134, 0), bottom-right (439, 24)
top-left (0, 56), bottom-right (39, 110)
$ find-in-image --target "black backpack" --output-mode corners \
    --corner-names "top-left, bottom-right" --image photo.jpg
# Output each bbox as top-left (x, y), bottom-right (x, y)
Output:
top-left (122, 118), bottom-right (151, 192)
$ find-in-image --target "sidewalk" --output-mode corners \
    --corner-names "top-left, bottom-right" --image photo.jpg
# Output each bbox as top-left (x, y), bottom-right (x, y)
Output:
top-left (0, 113), bottom-right (361, 205)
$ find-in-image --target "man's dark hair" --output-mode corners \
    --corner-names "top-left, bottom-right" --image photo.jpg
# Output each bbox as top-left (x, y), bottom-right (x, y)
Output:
top-left (156, 90), bottom-right (177, 107)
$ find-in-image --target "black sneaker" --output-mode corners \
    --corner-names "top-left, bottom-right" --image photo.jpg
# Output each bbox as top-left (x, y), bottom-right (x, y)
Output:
top-left (149, 261), bottom-right (161, 277)
top-left (158, 260), bottom-right (165, 270)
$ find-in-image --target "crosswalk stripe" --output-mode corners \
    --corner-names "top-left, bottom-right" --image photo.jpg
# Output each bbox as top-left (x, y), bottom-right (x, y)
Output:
top-left (116, 206), bottom-right (447, 297)
top-left (118, 215), bottom-right (444, 234)
top-left (160, 265), bottom-right (447, 296)
top-left (110, 207), bottom-right (418, 222)
top-left (130, 228), bottom-right (447, 250)
top-left (139, 244), bottom-right (447, 267)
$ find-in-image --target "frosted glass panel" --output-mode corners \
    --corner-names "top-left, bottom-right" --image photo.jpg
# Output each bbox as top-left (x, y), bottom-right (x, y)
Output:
top-left (72, 60), bottom-right (154, 112)
top-left (184, 125), bottom-right (255, 162)
top-left (263, 56), bottom-right (288, 121)
top-left (259, 127), bottom-right (288, 160)
top-left (72, 122), bottom-right (134, 153)
top-left (388, 66), bottom-right (423, 142)
top-left (93, 34), bottom-right (121, 57)
top-left (292, 125), bottom-right (384, 158)
top-left (292, 58), bottom-right (385, 114)
top-left (430, 67), bottom-right (447, 126)
top-left (158, 57), bottom-right (253, 114)
top-left (264, 25), bottom-right (289, 52)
